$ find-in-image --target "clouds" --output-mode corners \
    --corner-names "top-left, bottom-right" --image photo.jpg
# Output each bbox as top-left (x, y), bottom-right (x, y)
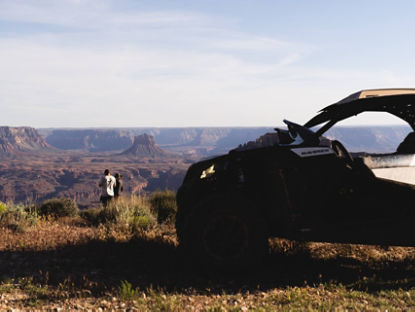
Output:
top-left (0, 0), bottom-right (210, 33)
top-left (1, 0), bottom-right (415, 127)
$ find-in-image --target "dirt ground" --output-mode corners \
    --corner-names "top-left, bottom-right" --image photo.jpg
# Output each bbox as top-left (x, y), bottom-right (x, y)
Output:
top-left (0, 219), bottom-right (414, 311)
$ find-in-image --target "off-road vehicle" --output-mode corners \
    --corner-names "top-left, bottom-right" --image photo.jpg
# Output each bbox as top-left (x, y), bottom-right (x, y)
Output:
top-left (175, 89), bottom-right (415, 269)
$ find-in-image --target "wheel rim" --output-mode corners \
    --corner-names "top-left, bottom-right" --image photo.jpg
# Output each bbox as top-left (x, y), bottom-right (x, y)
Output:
top-left (201, 213), bottom-right (250, 264)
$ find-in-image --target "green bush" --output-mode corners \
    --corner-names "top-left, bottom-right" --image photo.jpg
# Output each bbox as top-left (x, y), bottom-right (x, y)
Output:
top-left (0, 201), bottom-right (7, 214)
top-left (80, 196), bottom-right (157, 229)
top-left (148, 190), bottom-right (177, 224)
top-left (118, 280), bottom-right (139, 300)
top-left (98, 204), bottom-right (120, 224)
top-left (121, 196), bottom-right (157, 231)
top-left (79, 208), bottom-right (102, 225)
top-left (0, 203), bottom-right (38, 232)
top-left (38, 198), bottom-right (79, 218)
top-left (130, 215), bottom-right (152, 231)
top-left (78, 206), bottom-right (119, 225)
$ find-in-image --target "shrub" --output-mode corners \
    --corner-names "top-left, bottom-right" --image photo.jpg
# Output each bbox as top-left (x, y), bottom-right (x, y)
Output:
top-left (38, 198), bottom-right (79, 218)
top-left (98, 204), bottom-right (120, 224)
top-left (108, 196), bottom-right (156, 226)
top-left (79, 207), bottom-right (102, 225)
top-left (0, 203), bottom-right (38, 232)
top-left (148, 190), bottom-right (177, 224)
top-left (0, 201), bottom-right (7, 214)
top-left (130, 215), bottom-right (152, 231)
top-left (118, 280), bottom-right (139, 300)
top-left (80, 196), bottom-right (157, 230)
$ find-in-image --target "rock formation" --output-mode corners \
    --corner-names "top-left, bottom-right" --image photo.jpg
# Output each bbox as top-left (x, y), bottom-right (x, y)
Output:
top-left (0, 126), bottom-right (52, 154)
top-left (41, 127), bottom-right (274, 156)
top-left (120, 134), bottom-right (167, 158)
top-left (44, 129), bottom-right (135, 151)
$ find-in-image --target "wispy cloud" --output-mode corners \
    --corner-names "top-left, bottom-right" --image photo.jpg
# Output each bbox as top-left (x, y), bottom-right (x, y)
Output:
top-left (0, 1), bottom-right (211, 30)
top-left (1, 1), bottom-right (413, 127)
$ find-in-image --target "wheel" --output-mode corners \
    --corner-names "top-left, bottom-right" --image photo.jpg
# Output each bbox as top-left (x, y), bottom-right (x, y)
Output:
top-left (331, 140), bottom-right (353, 164)
top-left (179, 194), bottom-right (268, 271)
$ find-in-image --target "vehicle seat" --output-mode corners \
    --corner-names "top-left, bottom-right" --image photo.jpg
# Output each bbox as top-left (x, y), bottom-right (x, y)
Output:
top-left (396, 132), bottom-right (415, 154)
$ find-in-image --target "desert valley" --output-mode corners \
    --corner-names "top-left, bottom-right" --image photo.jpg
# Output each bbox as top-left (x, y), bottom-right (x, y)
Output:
top-left (0, 124), bottom-right (412, 208)
top-left (0, 126), bottom-right (274, 207)
top-left (1, 124), bottom-right (415, 311)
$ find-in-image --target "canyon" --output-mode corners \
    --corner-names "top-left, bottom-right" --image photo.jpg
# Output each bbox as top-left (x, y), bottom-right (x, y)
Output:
top-left (0, 125), bottom-right (413, 208)
top-left (0, 128), bottom-right (188, 208)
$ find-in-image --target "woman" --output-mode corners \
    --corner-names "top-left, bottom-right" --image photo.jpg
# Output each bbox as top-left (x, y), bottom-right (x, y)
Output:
top-left (114, 173), bottom-right (124, 200)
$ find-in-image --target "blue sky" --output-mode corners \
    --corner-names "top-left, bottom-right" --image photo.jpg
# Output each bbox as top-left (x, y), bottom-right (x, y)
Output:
top-left (1, 0), bottom-right (415, 127)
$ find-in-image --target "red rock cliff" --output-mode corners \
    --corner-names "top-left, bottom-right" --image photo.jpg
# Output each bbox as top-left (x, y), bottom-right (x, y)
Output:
top-left (0, 127), bottom-right (52, 154)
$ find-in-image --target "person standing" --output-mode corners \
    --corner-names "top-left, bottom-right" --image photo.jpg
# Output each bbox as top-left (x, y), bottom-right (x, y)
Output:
top-left (114, 173), bottom-right (124, 200)
top-left (99, 169), bottom-right (116, 207)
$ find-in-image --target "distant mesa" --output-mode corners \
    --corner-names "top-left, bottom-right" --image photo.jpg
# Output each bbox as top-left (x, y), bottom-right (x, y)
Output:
top-left (0, 126), bottom-right (53, 154)
top-left (120, 133), bottom-right (167, 157)
top-left (44, 129), bottom-right (135, 152)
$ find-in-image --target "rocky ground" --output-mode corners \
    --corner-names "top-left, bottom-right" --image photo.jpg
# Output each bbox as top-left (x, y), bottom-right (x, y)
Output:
top-left (0, 217), bottom-right (414, 311)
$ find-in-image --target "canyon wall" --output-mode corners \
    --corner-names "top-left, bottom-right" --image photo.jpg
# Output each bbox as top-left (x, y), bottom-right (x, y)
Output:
top-left (0, 126), bottom-right (52, 154)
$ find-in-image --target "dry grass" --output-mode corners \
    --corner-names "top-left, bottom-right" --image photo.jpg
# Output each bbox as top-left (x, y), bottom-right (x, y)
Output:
top-left (0, 196), bottom-right (414, 310)
top-left (0, 218), bottom-right (98, 251)
top-left (270, 238), bottom-right (415, 263)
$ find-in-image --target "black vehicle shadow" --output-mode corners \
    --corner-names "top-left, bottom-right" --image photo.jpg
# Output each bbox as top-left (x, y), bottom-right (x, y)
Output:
top-left (0, 235), bottom-right (414, 295)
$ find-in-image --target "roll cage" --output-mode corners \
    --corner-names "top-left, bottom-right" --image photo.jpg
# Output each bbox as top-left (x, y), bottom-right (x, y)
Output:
top-left (304, 89), bottom-right (415, 137)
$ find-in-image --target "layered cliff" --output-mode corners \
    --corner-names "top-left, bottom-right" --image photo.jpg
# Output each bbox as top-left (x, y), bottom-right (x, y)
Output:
top-left (44, 129), bottom-right (135, 151)
top-left (41, 127), bottom-right (273, 155)
top-left (0, 127), bottom-right (52, 154)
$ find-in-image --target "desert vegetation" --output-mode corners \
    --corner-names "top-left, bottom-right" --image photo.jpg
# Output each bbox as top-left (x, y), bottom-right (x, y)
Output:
top-left (0, 193), bottom-right (414, 311)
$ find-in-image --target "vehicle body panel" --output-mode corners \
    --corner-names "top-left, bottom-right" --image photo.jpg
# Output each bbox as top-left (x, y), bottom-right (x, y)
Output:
top-left (176, 89), bottom-right (415, 256)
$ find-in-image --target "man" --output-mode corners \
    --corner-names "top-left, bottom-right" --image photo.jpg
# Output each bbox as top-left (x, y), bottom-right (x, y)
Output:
top-left (98, 169), bottom-right (116, 207)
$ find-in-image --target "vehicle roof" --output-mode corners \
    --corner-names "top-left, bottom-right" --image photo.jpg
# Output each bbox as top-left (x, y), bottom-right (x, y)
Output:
top-left (304, 89), bottom-right (415, 132)
top-left (336, 88), bottom-right (415, 104)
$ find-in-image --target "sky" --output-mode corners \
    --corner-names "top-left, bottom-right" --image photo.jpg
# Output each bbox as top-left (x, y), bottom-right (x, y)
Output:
top-left (1, 0), bottom-right (415, 128)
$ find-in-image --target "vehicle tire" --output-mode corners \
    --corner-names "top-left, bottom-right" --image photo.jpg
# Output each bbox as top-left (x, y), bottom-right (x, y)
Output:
top-left (180, 194), bottom-right (268, 272)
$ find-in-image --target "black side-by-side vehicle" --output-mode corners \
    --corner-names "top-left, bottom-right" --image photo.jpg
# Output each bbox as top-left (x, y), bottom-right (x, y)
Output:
top-left (175, 89), bottom-right (415, 269)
